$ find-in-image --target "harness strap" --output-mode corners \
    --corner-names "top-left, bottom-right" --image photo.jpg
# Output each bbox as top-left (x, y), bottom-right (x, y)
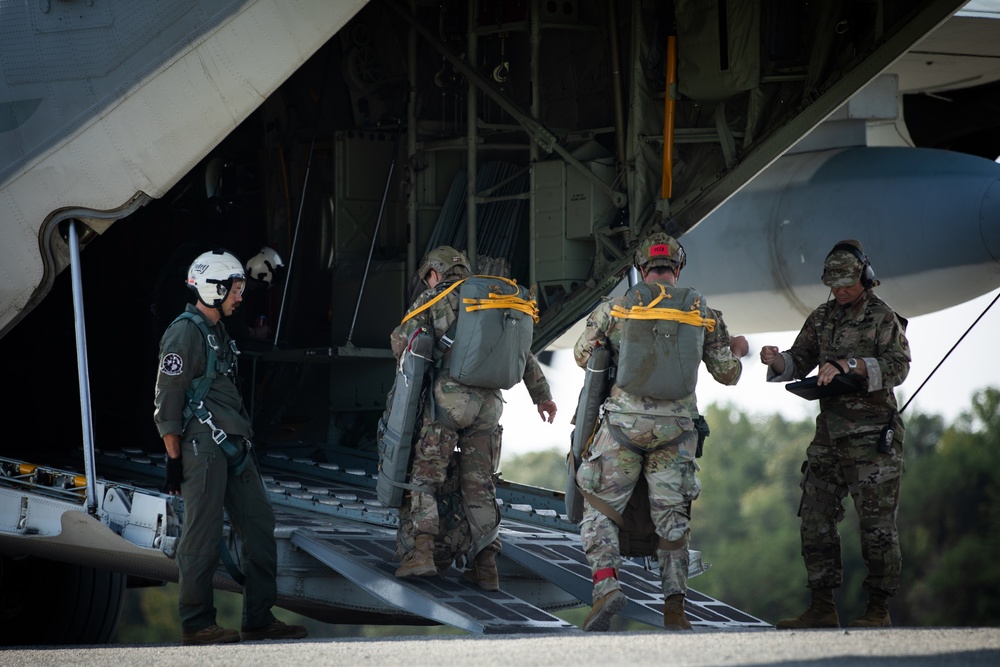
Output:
top-left (400, 279), bottom-right (465, 324)
top-left (219, 539), bottom-right (246, 585)
top-left (606, 424), bottom-right (692, 455)
top-left (581, 488), bottom-right (624, 527)
top-left (385, 478), bottom-right (435, 496)
top-left (171, 310), bottom-right (248, 473)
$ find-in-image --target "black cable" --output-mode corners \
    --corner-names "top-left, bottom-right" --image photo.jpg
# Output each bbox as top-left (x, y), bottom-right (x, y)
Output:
top-left (900, 289), bottom-right (1000, 413)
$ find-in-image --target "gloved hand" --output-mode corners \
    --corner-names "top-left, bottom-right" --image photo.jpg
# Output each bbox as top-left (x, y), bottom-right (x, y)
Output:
top-left (162, 455), bottom-right (183, 495)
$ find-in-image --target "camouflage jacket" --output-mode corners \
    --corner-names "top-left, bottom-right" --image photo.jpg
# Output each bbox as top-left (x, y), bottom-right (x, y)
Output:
top-left (768, 290), bottom-right (910, 438)
top-left (390, 280), bottom-right (553, 404)
top-left (573, 283), bottom-right (743, 421)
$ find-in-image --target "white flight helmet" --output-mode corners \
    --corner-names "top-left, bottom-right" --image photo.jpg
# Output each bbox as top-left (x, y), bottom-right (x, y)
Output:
top-left (246, 246), bottom-right (284, 285)
top-left (187, 249), bottom-right (245, 308)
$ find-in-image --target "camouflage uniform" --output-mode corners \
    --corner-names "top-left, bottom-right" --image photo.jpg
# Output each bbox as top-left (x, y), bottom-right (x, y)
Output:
top-left (767, 284), bottom-right (910, 597)
top-left (391, 277), bottom-right (553, 563)
top-left (574, 293), bottom-right (742, 601)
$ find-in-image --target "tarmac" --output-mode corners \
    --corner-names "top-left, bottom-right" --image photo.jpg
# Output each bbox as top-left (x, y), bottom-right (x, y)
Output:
top-left (3, 627), bottom-right (1000, 667)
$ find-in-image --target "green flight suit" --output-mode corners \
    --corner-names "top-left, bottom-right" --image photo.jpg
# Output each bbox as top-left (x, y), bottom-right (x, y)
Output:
top-left (153, 304), bottom-right (278, 632)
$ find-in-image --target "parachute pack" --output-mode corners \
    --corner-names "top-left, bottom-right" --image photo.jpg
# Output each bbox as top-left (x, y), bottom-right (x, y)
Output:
top-left (611, 282), bottom-right (715, 400)
top-left (442, 275), bottom-right (538, 390)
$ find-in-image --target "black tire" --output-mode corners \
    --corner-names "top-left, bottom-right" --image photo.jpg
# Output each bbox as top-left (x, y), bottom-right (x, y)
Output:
top-left (0, 555), bottom-right (126, 645)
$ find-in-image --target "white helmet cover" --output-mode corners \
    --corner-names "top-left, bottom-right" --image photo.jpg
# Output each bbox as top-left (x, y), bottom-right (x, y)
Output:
top-left (246, 246), bottom-right (285, 284)
top-left (187, 249), bottom-right (244, 308)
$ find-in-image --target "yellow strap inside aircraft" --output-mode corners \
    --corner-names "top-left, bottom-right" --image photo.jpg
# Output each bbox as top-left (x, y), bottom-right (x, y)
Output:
top-left (610, 283), bottom-right (715, 331)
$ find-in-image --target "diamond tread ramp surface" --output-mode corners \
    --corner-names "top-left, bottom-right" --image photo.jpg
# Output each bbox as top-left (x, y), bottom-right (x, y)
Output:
top-left (291, 528), bottom-right (578, 634)
top-left (500, 523), bottom-right (772, 630)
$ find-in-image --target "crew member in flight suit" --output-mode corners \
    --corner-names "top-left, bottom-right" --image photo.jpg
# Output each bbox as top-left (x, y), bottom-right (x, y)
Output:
top-left (154, 248), bottom-right (308, 645)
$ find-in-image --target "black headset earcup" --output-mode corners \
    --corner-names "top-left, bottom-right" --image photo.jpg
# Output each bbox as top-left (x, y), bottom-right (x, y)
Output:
top-left (828, 242), bottom-right (876, 289)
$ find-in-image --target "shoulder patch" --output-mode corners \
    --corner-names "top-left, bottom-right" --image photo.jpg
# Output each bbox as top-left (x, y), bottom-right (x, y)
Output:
top-left (160, 352), bottom-right (184, 376)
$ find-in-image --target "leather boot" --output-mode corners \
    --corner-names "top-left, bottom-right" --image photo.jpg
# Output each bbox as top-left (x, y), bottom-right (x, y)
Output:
top-left (461, 550), bottom-right (500, 591)
top-left (849, 591), bottom-right (891, 628)
top-left (776, 588), bottom-right (840, 629)
top-left (395, 534), bottom-right (437, 578)
top-left (582, 589), bottom-right (626, 632)
top-left (663, 594), bottom-right (693, 631)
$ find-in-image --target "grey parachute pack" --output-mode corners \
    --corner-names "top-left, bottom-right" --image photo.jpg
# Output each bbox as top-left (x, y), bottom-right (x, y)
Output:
top-left (612, 282), bottom-right (715, 400)
top-left (376, 275), bottom-right (538, 507)
top-left (443, 275), bottom-right (538, 389)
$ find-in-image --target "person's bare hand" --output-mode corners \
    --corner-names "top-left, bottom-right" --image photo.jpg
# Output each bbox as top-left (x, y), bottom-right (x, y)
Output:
top-left (537, 400), bottom-right (557, 424)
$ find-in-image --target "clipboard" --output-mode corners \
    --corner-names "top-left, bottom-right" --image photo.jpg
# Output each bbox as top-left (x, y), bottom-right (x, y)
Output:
top-left (786, 373), bottom-right (864, 400)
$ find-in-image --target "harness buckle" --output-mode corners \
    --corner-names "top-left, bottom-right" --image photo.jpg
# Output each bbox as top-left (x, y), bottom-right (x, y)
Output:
top-left (211, 427), bottom-right (227, 445)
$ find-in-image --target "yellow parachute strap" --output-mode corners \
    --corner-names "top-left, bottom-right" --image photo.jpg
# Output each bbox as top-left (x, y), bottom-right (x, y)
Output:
top-left (399, 279), bottom-right (466, 324)
top-left (461, 275), bottom-right (540, 323)
top-left (610, 284), bottom-right (715, 331)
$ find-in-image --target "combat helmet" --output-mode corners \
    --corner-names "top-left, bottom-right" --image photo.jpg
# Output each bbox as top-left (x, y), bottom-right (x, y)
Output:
top-left (246, 246), bottom-right (284, 285)
top-left (418, 246), bottom-right (471, 283)
top-left (634, 232), bottom-right (686, 271)
top-left (187, 249), bottom-right (244, 308)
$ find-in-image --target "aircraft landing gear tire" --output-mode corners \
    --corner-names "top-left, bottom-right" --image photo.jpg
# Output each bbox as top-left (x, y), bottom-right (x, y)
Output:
top-left (0, 554), bottom-right (126, 645)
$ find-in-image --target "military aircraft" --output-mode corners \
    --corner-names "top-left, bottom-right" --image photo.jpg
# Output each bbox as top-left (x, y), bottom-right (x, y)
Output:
top-left (1, 0), bottom-right (999, 645)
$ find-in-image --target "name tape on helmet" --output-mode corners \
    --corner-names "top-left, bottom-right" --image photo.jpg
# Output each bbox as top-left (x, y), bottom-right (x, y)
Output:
top-left (649, 243), bottom-right (671, 257)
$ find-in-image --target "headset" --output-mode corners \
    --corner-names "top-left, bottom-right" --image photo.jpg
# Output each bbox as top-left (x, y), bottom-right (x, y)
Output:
top-left (825, 241), bottom-right (879, 290)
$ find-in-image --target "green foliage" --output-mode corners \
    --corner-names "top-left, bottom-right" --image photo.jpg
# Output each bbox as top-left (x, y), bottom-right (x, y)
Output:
top-left (898, 387), bottom-right (1000, 627)
top-left (500, 447), bottom-right (566, 490)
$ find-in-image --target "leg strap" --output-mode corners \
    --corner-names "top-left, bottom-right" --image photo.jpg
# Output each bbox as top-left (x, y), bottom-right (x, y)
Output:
top-left (593, 567), bottom-right (618, 584)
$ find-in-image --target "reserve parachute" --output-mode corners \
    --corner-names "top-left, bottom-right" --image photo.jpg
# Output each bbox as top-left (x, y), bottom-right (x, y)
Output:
top-left (612, 282), bottom-right (715, 399)
top-left (376, 326), bottom-right (434, 507)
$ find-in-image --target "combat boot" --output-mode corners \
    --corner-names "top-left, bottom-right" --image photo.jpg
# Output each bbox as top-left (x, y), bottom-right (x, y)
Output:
top-left (849, 591), bottom-right (891, 628)
top-left (395, 534), bottom-right (437, 578)
top-left (663, 594), bottom-right (693, 631)
top-left (776, 588), bottom-right (840, 629)
top-left (583, 589), bottom-right (627, 632)
top-left (461, 549), bottom-right (500, 591)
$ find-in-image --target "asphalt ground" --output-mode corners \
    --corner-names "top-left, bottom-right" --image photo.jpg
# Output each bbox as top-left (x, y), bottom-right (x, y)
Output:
top-left (3, 628), bottom-right (999, 667)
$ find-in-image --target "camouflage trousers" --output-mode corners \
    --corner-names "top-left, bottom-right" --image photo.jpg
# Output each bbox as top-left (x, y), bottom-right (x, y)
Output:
top-left (576, 415), bottom-right (701, 601)
top-left (797, 429), bottom-right (903, 595)
top-left (398, 378), bottom-right (503, 563)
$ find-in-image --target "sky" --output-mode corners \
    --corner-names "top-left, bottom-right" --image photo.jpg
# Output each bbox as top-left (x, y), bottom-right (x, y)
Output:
top-left (499, 287), bottom-right (1000, 459)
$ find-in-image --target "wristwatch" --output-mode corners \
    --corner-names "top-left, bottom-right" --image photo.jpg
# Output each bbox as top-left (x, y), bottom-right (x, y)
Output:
top-left (847, 357), bottom-right (858, 372)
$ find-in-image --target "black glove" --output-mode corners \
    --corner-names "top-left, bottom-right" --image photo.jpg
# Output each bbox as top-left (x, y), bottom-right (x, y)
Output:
top-left (162, 455), bottom-right (184, 494)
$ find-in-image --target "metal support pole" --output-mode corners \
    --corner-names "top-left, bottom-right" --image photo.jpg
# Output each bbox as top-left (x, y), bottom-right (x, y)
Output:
top-left (466, 0), bottom-right (479, 272)
top-left (67, 220), bottom-right (99, 513)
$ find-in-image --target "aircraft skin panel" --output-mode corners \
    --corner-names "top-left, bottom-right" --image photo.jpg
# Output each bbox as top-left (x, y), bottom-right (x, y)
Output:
top-left (680, 146), bottom-right (1000, 332)
top-left (0, 0), bottom-right (369, 339)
